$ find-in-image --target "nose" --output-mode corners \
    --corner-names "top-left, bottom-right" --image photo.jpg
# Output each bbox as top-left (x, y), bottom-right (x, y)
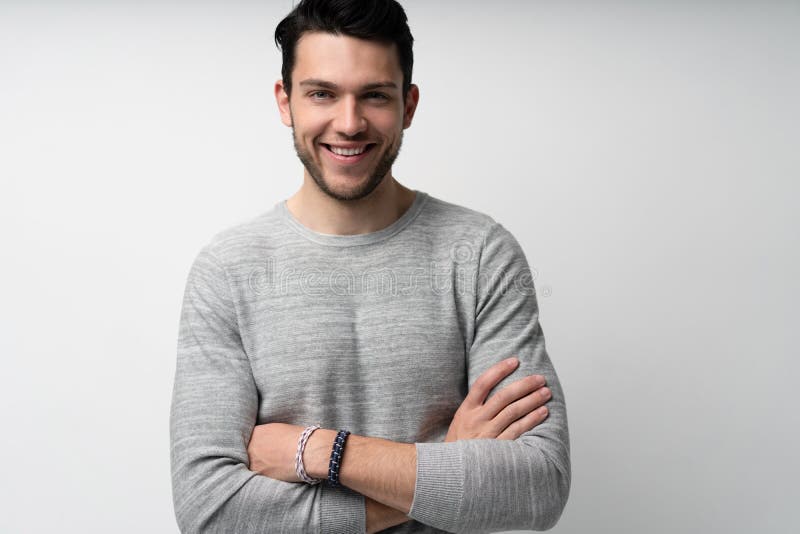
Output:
top-left (333, 95), bottom-right (367, 137)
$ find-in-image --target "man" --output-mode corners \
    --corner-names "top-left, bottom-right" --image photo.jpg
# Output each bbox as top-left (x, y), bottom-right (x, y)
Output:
top-left (169, 1), bottom-right (570, 532)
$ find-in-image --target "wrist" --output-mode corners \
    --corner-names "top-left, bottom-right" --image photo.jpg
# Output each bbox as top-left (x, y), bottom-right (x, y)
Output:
top-left (305, 428), bottom-right (338, 480)
top-left (366, 497), bottom-right (411, 534)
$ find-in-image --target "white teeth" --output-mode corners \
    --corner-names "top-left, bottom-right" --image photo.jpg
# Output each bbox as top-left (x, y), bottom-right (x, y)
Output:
top-left (329, 145), bottom-right (367, 156)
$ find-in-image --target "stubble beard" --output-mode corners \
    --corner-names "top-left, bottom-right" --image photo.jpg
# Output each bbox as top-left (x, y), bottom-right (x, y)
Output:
top-left (292, 126), bottom-right (403, 202)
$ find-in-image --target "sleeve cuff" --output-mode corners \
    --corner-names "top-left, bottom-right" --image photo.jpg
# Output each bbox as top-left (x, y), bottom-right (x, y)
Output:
top-left (407, 441), bottom-right (466, 530)
top-left (320, 483), bottom-right (365, 533)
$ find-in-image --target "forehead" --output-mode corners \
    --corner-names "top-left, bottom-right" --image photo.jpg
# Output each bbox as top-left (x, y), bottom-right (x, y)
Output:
top-left (293, 31), bottom-right (402, 86)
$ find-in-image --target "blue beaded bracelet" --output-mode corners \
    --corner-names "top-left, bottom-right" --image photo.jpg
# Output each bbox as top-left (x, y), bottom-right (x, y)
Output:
top-left (327, 429), bottom-right (351, 487)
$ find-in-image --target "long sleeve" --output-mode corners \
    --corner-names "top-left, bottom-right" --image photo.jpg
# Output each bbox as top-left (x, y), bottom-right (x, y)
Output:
top-left (407, 223), bottom-right (571, 533)
top-left (169, 246), bottom-right (366, 533)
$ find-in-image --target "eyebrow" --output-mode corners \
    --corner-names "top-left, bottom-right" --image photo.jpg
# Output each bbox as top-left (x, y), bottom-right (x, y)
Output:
top-left (298, 79), bottom-right (398, 91)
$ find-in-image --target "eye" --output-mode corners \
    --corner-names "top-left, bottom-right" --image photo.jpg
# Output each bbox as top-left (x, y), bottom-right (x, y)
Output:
top-left (365, 92), bottom-right (389, 101)
top-left (309, 90), bottom-right (331, 100)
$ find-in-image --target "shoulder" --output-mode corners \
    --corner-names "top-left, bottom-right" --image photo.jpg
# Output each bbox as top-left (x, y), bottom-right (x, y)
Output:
top-left (418, 193), bottom-right (524, 254)
top-left (195, 204), bottom-right (291, 270)
top-left (418, 193), bottom-right (497, 232)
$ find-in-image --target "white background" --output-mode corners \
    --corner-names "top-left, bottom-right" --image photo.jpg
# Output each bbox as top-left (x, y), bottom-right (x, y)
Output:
top-left (1, 1), bottom-right (797, 532)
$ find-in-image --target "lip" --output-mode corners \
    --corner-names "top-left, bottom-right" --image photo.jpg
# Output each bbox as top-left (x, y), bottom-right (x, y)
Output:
top-left (320, 142), bottom-right (376, 165)
top-left (323, 142), bottom-right (373, 149)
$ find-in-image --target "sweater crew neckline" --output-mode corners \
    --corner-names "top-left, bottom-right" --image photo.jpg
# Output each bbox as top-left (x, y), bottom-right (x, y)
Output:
top-left (278, 190), bottom-right (429, 247)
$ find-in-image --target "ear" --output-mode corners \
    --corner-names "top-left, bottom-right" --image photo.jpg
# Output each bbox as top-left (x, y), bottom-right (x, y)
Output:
top-left (275, 79), bottom-right (293, 127)
top-left (402, 84), bottom-right (420, 130)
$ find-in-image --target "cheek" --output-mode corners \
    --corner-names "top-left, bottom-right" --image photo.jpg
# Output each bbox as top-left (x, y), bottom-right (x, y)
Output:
top-left (292, 111), bottom-right (327, 137)
top-left (369, 111), bottom-right (404, 136)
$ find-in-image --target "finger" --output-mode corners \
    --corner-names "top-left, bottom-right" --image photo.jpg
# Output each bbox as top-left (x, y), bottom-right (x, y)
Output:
top-left (496, 405), bottom-right (549, 440)
top-left (463, 357), bottom-right (520, 408)
top-left (491, 384), bottom-right (550, 433)
top-left (482, 374), bottom-right (547, 420)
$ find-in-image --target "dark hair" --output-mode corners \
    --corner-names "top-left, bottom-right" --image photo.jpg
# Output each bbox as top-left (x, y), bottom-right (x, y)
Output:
top-left (275, 0), bottom-right (414, 100)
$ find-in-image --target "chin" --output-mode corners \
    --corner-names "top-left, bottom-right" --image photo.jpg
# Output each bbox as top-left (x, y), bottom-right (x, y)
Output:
top-left (318, 174), bottom-right (386, 202)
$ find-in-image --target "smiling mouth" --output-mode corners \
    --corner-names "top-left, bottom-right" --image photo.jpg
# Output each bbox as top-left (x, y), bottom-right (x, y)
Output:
top-left (322, 143), bottom-right (376, 157)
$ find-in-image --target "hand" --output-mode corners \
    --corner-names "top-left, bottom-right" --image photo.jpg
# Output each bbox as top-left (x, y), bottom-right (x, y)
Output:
top-left (445, 357), bottom-right (551, 442)
top-left (247, 422), bottom-right (307, 483)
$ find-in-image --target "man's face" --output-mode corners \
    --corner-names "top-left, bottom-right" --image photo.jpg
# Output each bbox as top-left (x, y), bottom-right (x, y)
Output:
top-left (276, 32), bottom-right (419, 201)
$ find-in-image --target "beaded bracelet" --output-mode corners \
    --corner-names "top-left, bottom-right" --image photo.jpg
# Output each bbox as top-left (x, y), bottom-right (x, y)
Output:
top-left (295, 424), bottom-right (323, 485)
top-left (327, 429), bottom-right (351, 487)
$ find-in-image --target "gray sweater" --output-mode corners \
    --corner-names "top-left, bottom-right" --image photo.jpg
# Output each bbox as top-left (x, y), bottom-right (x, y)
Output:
top-left (169, 191), bottom-right (570, 533)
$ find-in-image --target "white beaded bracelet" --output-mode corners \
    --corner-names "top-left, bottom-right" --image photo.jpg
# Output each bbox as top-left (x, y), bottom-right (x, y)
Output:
top-left (295, 424), bottom-right (324, 485)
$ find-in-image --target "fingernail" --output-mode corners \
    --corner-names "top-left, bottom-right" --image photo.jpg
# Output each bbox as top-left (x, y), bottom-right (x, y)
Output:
top-left (507, 357), bottom-right (518, 366)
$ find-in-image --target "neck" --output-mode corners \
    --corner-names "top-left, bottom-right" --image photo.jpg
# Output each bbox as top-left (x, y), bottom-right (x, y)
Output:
top-left (286, 173), bottom-right (416, 236)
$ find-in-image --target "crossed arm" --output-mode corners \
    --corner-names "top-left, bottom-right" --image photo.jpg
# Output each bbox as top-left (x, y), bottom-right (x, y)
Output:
top-left (246, 353), bottom-right (555, 532)
top-left (247, 423), bottom-right (416, 532)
